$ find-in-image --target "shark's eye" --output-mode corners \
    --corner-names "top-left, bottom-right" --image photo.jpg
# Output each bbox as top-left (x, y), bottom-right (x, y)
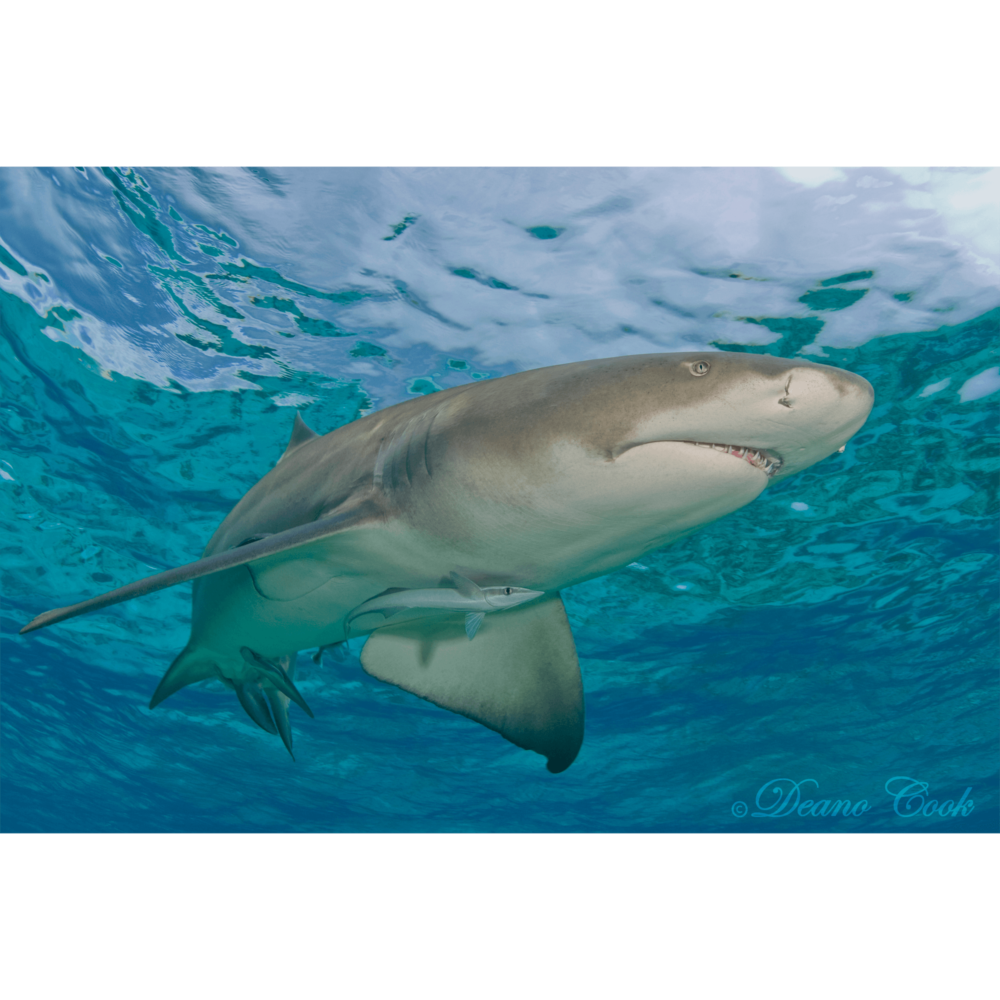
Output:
top-left (690, 361), bottom-right (711, 376)
top-left (504, 587), bottom-right (512, 594)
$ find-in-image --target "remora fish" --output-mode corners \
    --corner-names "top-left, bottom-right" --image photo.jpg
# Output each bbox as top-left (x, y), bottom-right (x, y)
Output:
top-left (347, 572), bottom-right (545, 640)
top-left (20, 352), bottom-right (874, 772)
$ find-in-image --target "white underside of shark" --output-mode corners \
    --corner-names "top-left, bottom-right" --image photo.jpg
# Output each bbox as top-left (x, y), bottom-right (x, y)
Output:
top-left (21, 351), bottom-right (874, 772)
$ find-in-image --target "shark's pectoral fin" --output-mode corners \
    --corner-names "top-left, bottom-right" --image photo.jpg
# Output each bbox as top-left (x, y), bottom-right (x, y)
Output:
top-left (360, 594), bottom-right (584, 773)
top-left (19, 498), bottom-right (381, 635)
top-left (149, 645), bottom-right (218, 709)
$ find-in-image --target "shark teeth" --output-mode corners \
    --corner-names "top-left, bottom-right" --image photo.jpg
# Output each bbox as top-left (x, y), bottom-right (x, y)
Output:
top-left (686, 441), bottom-right (783, 477)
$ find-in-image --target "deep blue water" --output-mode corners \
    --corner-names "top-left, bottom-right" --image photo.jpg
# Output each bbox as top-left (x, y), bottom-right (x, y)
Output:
top-left (1, 167), bottom-right (997, 832)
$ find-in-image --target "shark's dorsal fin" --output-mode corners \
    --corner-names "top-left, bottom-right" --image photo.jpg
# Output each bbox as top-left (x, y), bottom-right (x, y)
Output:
top-left (19, 499), bottom-right (380, 635)
top-left (360, 593), bottom-right (584, 773)
top-left (278, 412), bottom-right (319, 463)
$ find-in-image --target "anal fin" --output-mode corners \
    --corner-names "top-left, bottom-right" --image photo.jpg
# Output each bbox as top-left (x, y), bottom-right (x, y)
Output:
top-left (149, 644), bottom-right (218, 709)
top-left (360, 594), bottom-right (583, 773)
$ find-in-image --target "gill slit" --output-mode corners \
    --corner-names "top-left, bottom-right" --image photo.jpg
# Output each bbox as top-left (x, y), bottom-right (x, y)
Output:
top-left (372, 441), bottom-right (386, 491)
top-left (422, 409), bottom-right (437, 478)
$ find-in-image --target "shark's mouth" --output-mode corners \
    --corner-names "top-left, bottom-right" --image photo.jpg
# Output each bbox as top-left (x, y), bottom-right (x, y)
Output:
top-left (683, 441), bottom-right (783, 477)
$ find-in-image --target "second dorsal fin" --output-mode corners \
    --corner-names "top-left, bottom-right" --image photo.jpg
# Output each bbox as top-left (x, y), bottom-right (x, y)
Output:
top-left (279, 412), bottom-right (319, 463)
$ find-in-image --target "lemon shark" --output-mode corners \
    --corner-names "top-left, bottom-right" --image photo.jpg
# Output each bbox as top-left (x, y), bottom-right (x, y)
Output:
top-left (20, 352), bottom-right (873, 772)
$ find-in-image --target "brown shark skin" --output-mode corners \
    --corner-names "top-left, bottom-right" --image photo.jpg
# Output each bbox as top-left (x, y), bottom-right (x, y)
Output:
top-left (22, 350), bottom-right (873, 642)
top-left (198, 351), bottom-right (872, 601)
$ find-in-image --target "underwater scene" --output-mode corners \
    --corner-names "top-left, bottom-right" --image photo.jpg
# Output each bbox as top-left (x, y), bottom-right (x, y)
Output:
top-left (1, 166), bottom-right (997, 833)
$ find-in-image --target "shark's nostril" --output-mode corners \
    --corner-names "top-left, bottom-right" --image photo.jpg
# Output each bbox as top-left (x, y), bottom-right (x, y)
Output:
top-left (778, 375), bottom-right (793, 407)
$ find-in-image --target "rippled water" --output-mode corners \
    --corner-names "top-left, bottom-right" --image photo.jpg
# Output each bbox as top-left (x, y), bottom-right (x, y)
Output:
top-left (1, 166), bottom-right (997, 832)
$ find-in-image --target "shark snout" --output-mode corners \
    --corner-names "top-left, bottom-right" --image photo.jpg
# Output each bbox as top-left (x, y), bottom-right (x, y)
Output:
top-left (768, 363), bottom-right (874, 477)
top-left (781, 365), bottom-right (874, 408)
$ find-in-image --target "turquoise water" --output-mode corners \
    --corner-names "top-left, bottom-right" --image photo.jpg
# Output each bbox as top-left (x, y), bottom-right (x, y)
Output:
top-left (1, 166), bottom-right (997, 832)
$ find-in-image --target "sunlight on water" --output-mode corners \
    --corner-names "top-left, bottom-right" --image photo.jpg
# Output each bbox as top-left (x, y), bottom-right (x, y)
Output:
top-left (1, 167), bottom-right (997, 832)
